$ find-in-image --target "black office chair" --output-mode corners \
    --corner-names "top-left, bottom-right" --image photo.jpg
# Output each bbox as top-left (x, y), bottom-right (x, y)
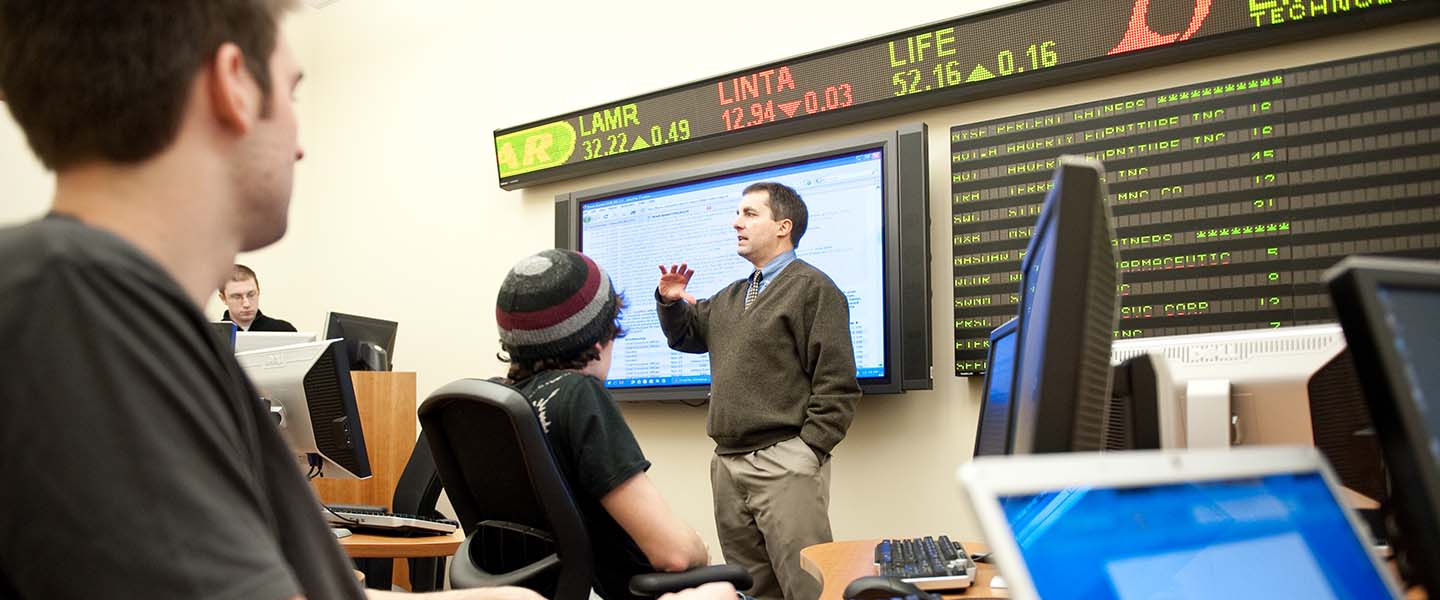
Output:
top-left (350, 431), bottom-right (450, 592)
top-left (417, 378), bottom-right (752, 600)
top-left (392, 430), bottom-right (448, 592)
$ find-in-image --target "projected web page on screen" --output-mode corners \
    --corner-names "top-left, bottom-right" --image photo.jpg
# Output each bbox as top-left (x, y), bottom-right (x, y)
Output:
top-left (580, 149), bottom-right (886, 389)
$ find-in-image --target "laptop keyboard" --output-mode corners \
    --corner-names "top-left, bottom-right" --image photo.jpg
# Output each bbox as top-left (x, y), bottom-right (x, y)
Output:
top-left (873, 536), bottom-right (977, 590)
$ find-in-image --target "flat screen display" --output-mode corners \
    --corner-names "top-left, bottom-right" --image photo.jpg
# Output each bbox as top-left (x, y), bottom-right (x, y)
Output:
top-left (975, 324), bottom-right (1018, 456)
top-left (1000, 473), bottom-right (1391, 600)
top-left (1378, 285), bottom-right (1440, 467)
top-left (494, 0), bottom-right (1423, 188)
top-left (1009, 196), bottom-right (1057, 453)
top-left (578, 148), bottom-right (887, 390)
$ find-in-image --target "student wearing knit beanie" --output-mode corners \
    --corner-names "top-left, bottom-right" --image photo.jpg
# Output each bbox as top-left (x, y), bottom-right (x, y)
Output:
top-left (496, 248), bottom-right (621, 371)
top-left (494, 249), bottom-right (713, 600)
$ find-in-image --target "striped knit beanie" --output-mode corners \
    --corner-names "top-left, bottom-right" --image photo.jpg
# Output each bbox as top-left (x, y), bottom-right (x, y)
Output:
top-left (496, 249), bottom-right (618, 363)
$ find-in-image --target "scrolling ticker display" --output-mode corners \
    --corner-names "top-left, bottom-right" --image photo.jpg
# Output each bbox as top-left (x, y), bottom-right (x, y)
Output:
top-left (951, 44), bottom-right (1440, 375)
top-left (494, 0), bottom-right (1432, 189)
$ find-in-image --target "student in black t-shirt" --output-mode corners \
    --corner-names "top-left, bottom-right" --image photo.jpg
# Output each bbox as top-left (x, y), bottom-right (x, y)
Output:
top-left (0, 3), bottom-right (538, 599)
top-left (220, 263), bottom-right (298, 332)
top-left (496, 249), bottom-right (719, 600)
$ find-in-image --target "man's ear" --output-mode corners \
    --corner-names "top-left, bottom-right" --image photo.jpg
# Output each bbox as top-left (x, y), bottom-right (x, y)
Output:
top-left (207, 42), bottom-right (260, 135)
top-left (776, 218), bottom-right (793, 238)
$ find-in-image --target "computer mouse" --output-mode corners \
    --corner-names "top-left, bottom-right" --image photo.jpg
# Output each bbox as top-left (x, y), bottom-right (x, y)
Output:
top-left (843, 575), bottom-right (930, 600)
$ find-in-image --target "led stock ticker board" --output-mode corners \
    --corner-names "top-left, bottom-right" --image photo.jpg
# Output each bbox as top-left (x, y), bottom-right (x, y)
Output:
top-left (493, 0), bottom-right (1431, 189)
top-left (950, 44), bottom-right (1440, 375)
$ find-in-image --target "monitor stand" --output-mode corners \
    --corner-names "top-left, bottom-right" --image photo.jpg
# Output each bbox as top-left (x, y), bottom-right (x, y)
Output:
top-left (1186, 379), bottom-right (1231, 448)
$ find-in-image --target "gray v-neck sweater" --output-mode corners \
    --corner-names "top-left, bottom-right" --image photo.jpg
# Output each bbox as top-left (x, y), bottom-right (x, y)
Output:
top-left (657, 259), bottom-right (860, 455)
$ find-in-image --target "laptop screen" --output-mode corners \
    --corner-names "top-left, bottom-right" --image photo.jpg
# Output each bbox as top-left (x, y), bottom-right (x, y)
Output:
top-left (999, 472), bottom-right (1390, 600)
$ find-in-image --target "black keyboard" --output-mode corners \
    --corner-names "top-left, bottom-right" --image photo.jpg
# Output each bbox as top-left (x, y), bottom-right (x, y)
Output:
top-left (322, 506), bottom-right (459, 536)
top-left (873, 536), bottom-right (976, 590)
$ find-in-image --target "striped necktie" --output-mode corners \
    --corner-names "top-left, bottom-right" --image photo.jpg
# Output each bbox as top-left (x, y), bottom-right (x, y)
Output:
top-left (745, 269), bottom-right (763, 310)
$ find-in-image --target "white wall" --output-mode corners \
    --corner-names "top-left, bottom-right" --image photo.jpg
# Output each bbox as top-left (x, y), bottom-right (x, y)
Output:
top-left (0, 110), bottom-right (52, 222)
top-left (4, 0), bottom-right (1436, 564)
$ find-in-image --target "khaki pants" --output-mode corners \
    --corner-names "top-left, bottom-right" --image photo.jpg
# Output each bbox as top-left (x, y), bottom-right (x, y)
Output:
top-left (711, 437), bottom-right (832, 600)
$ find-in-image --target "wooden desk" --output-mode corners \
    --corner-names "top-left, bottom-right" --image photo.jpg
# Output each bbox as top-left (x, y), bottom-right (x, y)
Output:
top-left (801, 539), bottom-right (1006, 600)
top-left (340, 529), bottom-right (465, 559)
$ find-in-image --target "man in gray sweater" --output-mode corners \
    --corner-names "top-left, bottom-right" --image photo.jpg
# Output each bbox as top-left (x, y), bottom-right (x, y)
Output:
top-left (656, 182), bottom-right (861, 600)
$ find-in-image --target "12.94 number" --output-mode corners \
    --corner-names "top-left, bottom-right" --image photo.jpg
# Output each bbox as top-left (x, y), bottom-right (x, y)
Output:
top-left (721, 84), bottom-right (854, 131)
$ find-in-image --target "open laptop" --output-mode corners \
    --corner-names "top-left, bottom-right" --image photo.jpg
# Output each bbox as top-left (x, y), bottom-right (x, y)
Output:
top-left (959, 447), bottom-right (1400, 600)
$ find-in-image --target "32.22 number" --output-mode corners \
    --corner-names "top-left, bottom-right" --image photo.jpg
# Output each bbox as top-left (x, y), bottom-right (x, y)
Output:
top-left (582, 133), bottom-right (629, 160)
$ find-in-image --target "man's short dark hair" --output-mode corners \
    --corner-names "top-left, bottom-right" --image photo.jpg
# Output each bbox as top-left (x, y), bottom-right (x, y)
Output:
top-left (743, 182), bottom-right (809, 248)
top-left (0, 1), bottom-right (296, 171)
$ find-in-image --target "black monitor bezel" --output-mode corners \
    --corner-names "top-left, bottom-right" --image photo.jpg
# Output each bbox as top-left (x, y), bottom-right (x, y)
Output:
top-left (556, 131), bottom-right (906, 401)
top-left (323, 311), bottom-right (399, 372)
top-left (974, 317), bottom-right (1019, 457)
top-left (1007, 156), bottom-right (1119, 454)
top-left (1326, 257), bottom-right (1440, 593)
top-left (307, 340), bottom-right (372, 479)
top-left (210, 321), bottom-right (237, 350)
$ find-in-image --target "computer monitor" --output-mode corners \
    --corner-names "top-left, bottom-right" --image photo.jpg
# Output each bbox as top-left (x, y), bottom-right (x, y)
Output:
top-left (323, 312), bottom-right (398, 372)
top-left (1007, 155), bottom-right (1120, 454)
top-left (1107, 352), bottom-right (1176, 451)
top-left (1326, 255), bottom-right (1440, 595)
top-left (1109, 323), bottom-right (1389, 531)
top-left (236, 339), bottom-right (372, 479)
top-left (234, 331), bottom-right (319, 354)
top-left (210, 321), bottom-right (237, 350)
top-left (556, 127), bottom-right (933, 399)
top-left (1110, 325), bottom-right (1373, 443)
top-left (977, 320), bottom-right (1168, 457)
top-left (973, 318), bottom-right (1018, 457)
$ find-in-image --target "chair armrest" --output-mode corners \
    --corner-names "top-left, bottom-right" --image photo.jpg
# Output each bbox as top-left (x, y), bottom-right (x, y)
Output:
top-left (629, 564), bottom-right (753, 596)
top-left (448, 526), bottom-right (561, 590)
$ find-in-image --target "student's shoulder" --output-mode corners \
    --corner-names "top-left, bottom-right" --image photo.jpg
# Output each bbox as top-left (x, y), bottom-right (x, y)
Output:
top-left (0, 219), bottom-right (73, 292)
top-left (527, 371), bottom-right (620, 422)
top-left (0, 217), bottom-right (163, 296)
top-left (530, 370), bottom-right (612, 401)
top-left (255, 314), bottom-right (297, 332)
